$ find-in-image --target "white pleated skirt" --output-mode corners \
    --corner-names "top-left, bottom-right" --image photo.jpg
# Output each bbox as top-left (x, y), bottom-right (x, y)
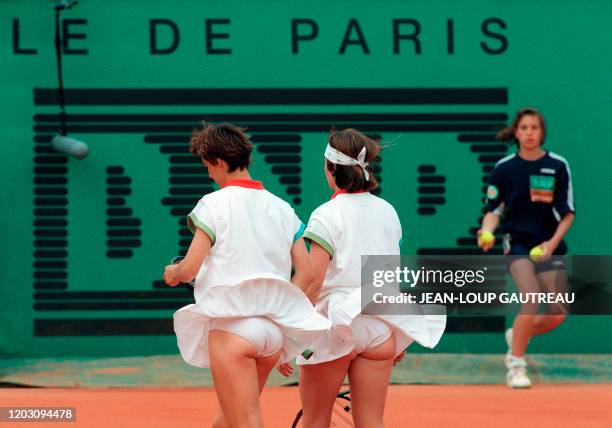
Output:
top-left (297, 287), bottom-right (446, 365)
top-left (173, 277), bottom-right (331, 368)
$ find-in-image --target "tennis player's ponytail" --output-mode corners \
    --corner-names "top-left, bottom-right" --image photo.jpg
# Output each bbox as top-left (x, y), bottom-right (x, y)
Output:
top-left (496, 108), bottom-right (547, 147)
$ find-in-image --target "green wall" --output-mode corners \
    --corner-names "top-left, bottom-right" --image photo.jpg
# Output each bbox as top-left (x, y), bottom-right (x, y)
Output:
top-left (1, 0), bottom-right (611, 357)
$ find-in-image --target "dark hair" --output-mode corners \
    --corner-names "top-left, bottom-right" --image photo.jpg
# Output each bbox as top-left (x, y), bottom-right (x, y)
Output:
top-left (496, 107), bottom-right (547, 147)
top-left (326, 128), bottom-right (381, 192)
top-left (190, 123), bottom-right (252, 172)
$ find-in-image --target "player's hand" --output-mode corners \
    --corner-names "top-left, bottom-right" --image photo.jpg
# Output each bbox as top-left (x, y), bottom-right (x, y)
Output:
top-left (535, 241), bottom-right (555, 262)
top-left (393, 351), bottom-right (405, 366)
top-left (163, 264), bottom-right (180, 286)
top-left (277, 362), bottom-right (294, 377)
top-left (477, 229), bottom-right (495, 252)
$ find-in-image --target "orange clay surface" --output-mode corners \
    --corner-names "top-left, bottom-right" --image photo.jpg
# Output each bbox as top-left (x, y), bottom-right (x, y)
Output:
top-left (0, 385), bottom-right (610, 427)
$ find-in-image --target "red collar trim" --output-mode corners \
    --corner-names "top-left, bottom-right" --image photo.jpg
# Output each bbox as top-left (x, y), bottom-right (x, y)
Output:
top-left (331, 189), bottom-right (366, 199)
top-left (224, 179), bottom-right (264, 190)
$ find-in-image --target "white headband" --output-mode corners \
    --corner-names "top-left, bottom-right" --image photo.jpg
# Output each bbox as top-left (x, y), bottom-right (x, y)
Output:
top-left (324, 144), bottom-right (370, 181)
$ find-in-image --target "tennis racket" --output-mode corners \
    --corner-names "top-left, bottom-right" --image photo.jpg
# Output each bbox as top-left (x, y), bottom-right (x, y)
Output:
top-left (291, 390), bottom-right (353, 427)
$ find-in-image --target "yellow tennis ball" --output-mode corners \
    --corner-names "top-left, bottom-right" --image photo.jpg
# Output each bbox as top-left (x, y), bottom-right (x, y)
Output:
top-left (480, 231), bottom-right (495, 245)
top-left (529, 246), bottom-right (545, 262)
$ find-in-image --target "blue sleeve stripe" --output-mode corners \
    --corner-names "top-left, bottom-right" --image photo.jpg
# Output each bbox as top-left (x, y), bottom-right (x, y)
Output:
top-left (293, 222), bottom-right (306, 242)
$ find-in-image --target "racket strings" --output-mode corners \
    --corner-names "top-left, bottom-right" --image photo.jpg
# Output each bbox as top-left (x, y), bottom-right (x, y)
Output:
top-left (292, 393), bottom-right (354, 428)
top-left (331, 396), bottom-right (353, 427)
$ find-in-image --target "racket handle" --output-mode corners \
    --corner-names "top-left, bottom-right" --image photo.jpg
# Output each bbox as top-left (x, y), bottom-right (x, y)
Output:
top-left (301, 349), bottom-right (313, 359)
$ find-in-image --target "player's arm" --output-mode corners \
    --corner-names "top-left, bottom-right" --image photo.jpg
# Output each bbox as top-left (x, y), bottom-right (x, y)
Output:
top-left (290, 238), bottom-right (314, 295)
top-left (478, 210), bottom-right (502, 252)
top-left (300, 209), bottom-right (333, 302)
top-left (540, 212), bottom-right (575, 256)
top-left (303, 242), bottom-right (330, 304)
top-left (541, 160), bottom-right (576, 255)
top-left (164, 228), bottom-right (212, 286)
top-left (482, 211), bottom-right (500, 231)
top-left (550, 212), bottom-right (575, 245)
top-left (478, 165), bottom-right (505, 251)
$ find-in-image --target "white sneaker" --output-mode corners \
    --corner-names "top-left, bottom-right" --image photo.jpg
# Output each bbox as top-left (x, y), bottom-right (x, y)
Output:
top-left (506, 355), bottom-right (532, 389)
top-left (505, 328), bottom-right (530, 365)
top-left (507, 366), bottom-right (532, 388)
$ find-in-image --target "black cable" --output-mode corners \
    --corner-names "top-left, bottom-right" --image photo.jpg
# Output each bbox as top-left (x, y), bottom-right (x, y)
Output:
top-left (54, 8), bottom-right (67, 136)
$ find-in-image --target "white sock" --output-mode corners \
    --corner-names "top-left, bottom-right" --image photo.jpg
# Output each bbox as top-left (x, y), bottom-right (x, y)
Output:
top-left (507, 354), bottom-right (526, 368)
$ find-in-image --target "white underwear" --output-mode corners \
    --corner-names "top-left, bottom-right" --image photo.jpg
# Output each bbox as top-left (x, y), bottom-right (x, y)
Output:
top-left (350, 315), bottom-right (393, 354)
top-left (210, 317), bottom-right (284, 357)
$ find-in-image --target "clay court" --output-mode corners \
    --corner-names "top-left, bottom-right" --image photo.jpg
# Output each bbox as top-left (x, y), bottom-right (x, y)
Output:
top-left (1, 384), bottom-right (610, 427)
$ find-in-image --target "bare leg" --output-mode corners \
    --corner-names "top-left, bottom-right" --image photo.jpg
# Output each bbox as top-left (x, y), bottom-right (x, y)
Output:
top-left (212, 399), bottom-right (230, 428)
top-left (531, 269), bottom-right (568, 335)
top-left (508, 259), bottom-right (540, 357)
top-left (298, 351), bottom-right (355, 428)
top-left (348, 334), bottom-right (396, 428)
top-left (255, 350), bottom-right (282, 392)
top-left (531, 314), bottom-right (566, 336)
top-left (209, 329), bottom-right (279, 428)
top-left (211, 348), bottom-right (281, 428)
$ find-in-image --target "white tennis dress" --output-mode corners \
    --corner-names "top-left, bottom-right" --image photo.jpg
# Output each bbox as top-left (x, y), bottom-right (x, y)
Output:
top-left (297, 191), bottom-right (446, 365)
top-left (173, 179), bottom-right (331, 368)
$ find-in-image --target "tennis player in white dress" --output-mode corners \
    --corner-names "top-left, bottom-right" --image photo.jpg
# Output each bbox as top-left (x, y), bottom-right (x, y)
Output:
top-left (164, 123), bottom-right (330, 428)
top-left (295, 129), bottom-right (446, 428)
